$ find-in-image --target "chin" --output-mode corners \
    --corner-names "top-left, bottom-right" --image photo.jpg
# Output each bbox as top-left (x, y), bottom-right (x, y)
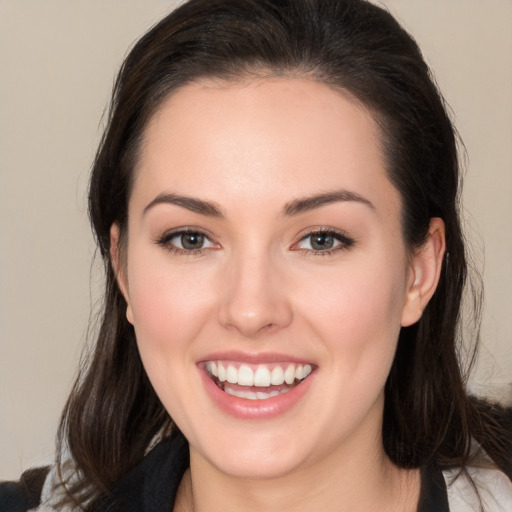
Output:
top-left (189, 424), bottom-right (325, 481)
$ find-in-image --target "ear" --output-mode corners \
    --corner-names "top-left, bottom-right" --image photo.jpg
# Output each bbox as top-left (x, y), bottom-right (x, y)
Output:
top-left (110, 223), bottom-right (134, 325)
top-left (401, 218), bottom-right (446, 327)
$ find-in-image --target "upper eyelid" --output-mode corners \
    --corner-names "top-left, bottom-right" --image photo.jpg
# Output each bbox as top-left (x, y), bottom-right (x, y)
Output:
top-left (296, 227), bottom-right (354, 242)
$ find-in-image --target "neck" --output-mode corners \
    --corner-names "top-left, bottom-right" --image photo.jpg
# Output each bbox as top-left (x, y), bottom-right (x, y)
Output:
top-left (174, 431), bottom-right (420, 512)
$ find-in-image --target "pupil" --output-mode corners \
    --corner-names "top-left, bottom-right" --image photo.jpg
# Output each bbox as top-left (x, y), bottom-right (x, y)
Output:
top-left (311, 234), bottom-right (333, 250)
top-left (181, 233), bottom-right (204, 250)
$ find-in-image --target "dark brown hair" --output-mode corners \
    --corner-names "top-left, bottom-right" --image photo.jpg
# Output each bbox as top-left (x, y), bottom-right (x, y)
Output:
top-left (56, 0), bottom-right (511, 508)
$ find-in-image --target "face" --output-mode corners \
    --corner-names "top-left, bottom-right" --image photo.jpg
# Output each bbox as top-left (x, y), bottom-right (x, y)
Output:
top-left (114, 78), bottom-right (433, 480)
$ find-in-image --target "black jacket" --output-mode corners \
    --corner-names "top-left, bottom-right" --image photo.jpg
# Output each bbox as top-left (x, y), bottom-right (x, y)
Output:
top-left (1, 435), bottom-right (449, 511)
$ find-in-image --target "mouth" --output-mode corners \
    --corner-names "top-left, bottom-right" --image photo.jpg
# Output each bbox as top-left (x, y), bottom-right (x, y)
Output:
top-left (204, 361), bottom-right (313, 400)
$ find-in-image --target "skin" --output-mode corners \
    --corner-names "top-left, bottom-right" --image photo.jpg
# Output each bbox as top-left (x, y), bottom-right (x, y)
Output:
top-left (111, 78), bottom-right (445, 512)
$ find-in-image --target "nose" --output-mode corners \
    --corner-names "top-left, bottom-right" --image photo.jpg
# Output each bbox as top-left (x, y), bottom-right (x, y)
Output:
top-left (217, 250), bottom-right (293, 338)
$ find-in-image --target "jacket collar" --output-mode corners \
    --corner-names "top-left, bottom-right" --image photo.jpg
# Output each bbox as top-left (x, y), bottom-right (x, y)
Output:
top-left (94, 435), bottom-right (449, 512)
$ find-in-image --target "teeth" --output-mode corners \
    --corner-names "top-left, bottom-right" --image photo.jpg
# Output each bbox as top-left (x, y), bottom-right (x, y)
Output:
top-left (206, 361), bottom-right (313, 388)
top-left (225, 387), bottom-right (258, 400)
top-left (238, 365), bottom-right (254, 386)
top-left (226, 365), bottom-right (238, 384)
top-left (225, 386), bottom-right (290, 400)
top-left (270, 366), bottom-right (284, 385)
top-left (284, 365), bottom-right (295, 385)
top-left (254, 366), bottom-right (271, 386)
top-left (217, 363), bottom-right (227, 382)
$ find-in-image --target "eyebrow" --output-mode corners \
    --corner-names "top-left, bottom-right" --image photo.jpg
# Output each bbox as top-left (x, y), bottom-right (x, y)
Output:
top-left (283, 189), bottom-right (375, 216)
top-left (143, 193), bottom-right (224, 217)
top-left (143, 188), bottom-right (374, 218)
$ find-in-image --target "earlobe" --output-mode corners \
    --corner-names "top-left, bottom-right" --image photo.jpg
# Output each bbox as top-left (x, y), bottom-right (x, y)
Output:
top-left (401, 218), bottom-right (446, 327)
top-left (110, 223), bottom-right (134, 325)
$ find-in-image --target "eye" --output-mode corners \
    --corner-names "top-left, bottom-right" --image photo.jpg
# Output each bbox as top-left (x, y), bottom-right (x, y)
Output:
top-left (294, 229), bottom-right (355, 254)
top-left (156, 229), bottom-right (218, 253)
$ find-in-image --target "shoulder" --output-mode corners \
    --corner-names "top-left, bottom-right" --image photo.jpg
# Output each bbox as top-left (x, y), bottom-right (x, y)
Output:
top-left (0, 464), bottom-right (74, 512)
top-left (444, 466), bottom-right (512, 512)
top-left (0, 466), bottom-right (51, 512)
top-left (1, 434), bottom-right (189, 512)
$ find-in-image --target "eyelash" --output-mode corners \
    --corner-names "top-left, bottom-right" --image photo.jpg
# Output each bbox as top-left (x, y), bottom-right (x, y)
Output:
top-left (292, 228), bottom-right (355, 256)
top-left (155, 228), bottom-right (218, 255)
top-left (155, 227), bottom-right (355, 256)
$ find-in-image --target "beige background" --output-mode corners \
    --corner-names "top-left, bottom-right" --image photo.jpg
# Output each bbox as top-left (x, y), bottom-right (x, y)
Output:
top-left (1, 1), bottom-right (511, 480)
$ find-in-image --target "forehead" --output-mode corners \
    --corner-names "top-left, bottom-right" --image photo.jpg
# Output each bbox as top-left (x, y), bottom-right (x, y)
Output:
top-left (133, 78), bottom-right (399, 219)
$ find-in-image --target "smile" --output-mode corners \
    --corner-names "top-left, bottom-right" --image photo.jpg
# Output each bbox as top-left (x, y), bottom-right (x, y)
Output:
top-left (205, 361), bottom-right (313, 400)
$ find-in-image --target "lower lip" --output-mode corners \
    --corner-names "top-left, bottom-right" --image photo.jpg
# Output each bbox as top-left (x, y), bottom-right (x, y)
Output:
top-left (199, 367), bottom-right (314, 420)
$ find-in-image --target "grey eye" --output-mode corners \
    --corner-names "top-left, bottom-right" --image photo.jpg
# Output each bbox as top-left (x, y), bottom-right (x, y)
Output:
top-left (298, 232), bottom-right (340, 251)
top-left (165, 231), bottom-right (216, 251)
top-left (179, 232), bottom-right (206, 250)
top-left (309, 233), bottom-right (335, 251)
top-left (295, 230), bottom-right (354, 253)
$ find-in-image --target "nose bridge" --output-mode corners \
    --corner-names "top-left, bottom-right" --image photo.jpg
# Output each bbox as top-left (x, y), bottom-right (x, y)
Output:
top-left (218, 244), bottom-right (292, 337)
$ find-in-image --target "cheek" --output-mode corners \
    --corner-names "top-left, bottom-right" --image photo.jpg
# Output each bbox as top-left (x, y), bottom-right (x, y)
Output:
top-left (125, 256), bottom-right (220, 419)
top-left (296, 256), bottom-right (407, 381)
top-left (125, 252), bottom-right (216, 363)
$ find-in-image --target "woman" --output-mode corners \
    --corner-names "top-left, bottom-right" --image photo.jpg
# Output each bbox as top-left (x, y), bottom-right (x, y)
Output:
top-left (2, 0), bottom-right (511, 510)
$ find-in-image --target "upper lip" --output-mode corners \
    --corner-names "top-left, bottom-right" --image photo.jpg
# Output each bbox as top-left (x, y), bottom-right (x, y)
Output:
top-left (197, 351), bottom-right (315, 365)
